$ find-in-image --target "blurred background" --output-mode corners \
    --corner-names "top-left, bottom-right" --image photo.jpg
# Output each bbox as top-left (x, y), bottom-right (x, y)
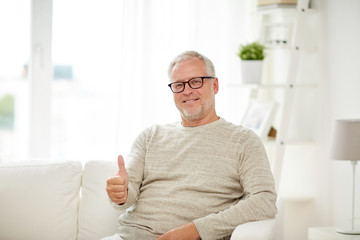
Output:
top-left (1, 1), bottom-right (360, 239)
top-left (0, 0), bottom-right (254, 161)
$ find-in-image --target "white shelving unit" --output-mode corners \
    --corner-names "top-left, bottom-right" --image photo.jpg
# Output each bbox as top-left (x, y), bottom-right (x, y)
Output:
top-left (233, 0), bottom-right (317, 193)
top-left (231, 1), bottom-right (319, 238)
top-left (272, 0), bottom-right (313, 191)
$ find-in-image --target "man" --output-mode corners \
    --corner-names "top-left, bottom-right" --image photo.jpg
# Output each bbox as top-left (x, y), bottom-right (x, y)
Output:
top-left (105, 51), bottom-right (277, 240)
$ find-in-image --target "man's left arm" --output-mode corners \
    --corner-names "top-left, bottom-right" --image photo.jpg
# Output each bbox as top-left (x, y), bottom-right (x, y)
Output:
top-left (161, 132), bottom-right (277, 240)
top-left (193, 187), bottom-right (277, 239)
top-left (191, 132), bottom-right (277, 240)
top-left (158, 180), bottom-right (276, 240)
top-left (157, 222), bottom-right (200, 240)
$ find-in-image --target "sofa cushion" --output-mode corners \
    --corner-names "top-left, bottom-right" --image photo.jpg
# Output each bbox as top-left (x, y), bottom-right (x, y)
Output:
top-left (0, 160), bottom-right (82, 240)
top-left (78, 160), bottom-right (122, 240)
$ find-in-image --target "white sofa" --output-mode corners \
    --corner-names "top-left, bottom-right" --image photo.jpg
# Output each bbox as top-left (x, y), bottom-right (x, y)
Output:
top-left (0, 160), bottom-right (276, 240)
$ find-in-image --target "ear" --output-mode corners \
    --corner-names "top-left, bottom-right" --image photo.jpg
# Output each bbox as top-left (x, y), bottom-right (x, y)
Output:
top-left (213, 77), bottom-right (219, 94)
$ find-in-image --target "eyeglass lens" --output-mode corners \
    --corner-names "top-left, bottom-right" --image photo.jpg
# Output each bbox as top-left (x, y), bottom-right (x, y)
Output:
top-left (170, 77), bottom-right (203, 93)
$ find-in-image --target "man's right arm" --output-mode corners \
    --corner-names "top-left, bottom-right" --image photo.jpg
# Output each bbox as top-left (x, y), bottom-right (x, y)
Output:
top-left (106, 128), bottom-right (148, 208)
top-left (106, 155), bottom-right (129, 205)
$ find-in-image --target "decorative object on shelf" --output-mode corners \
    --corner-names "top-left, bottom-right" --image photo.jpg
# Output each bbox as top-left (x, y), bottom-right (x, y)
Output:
top-left (241, 99), bottom-right (277, 139)
top-left (268, 126), bottom-right (277, 138)
top-left (256, 0), bottom-right (298, 48)
top-left (330, 119), bottom-right (360, 235)
top-left (238, 42), bottom-right (266, 84)
top-left (257, 0), bottom-right (297, 7)
top-left (263, 23), bottom-right (292, 47)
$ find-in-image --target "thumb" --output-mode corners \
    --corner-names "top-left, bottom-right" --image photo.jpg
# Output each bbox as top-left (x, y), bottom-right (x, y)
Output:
top-left (117, 155), bottom-right (127, 175)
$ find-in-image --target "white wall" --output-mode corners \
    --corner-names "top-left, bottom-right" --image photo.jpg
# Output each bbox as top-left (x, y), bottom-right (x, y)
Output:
top-left (285, 0), bottom-right (360, 234)
top-left (321, 0), bottom-right (360, 229)
top-left (269, 0), bottom-right (360, 238)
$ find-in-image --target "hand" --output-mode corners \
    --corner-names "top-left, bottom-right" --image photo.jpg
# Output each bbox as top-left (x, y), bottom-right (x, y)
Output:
top-left (106, 155), bottom-right (129, 204)
top-left (157, 223), bottom-right (200, 240)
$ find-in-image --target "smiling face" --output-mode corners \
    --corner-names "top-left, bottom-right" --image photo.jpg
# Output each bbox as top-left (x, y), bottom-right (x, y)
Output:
top-left (170, 57), bottom-right (219, 127)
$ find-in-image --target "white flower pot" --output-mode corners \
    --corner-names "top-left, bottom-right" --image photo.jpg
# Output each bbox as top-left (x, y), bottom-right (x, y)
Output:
top-left (240, 60), bottom-right (263, 84)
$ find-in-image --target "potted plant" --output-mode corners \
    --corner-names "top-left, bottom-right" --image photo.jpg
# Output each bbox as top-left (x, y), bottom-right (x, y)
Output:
top-left (237, 42), bottom-right (265, 84)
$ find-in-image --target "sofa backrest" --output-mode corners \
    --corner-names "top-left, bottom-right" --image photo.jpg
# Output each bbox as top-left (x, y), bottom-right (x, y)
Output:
top-left (0, 160), bottom-right (122, 240)
top-left (0, 161), bottom-right (82, 240)
top-left (78, 160), bottom-right (122, 240)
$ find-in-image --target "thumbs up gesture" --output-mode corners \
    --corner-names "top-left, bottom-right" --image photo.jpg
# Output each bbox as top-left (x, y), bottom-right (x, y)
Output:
top-left (106, 155), bottom-right (129, 204)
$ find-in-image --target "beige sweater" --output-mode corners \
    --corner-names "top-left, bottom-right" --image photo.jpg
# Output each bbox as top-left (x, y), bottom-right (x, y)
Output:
top-left (113, 118), bottom-right (277, 240)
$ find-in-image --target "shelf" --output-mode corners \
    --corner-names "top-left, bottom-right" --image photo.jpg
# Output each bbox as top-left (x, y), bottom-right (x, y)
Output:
top-left (228, 83), bottom-right (318, 89)
top-left (256, 4), bottom-right (297, 15)
top-left (255, 3), bottom-right (315, 15)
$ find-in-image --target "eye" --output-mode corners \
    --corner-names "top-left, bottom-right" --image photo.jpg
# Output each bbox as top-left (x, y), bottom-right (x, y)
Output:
top-left (173, 82), bottom-right (184, 89)
top-left (190, 78), bottom-right (202, 85)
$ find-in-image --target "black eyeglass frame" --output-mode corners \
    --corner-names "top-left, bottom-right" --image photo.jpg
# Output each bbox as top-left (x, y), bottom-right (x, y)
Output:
top-left (168, 76), bottom-right (214, 93)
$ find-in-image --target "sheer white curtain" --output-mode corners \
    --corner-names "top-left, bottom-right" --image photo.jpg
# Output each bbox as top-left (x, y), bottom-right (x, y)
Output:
top-left (116, 0), bottom-right (200, 156)
top-left (115, 0), bottom-right (252, 158)
top-left (0, 0), bottom-right (252, 161)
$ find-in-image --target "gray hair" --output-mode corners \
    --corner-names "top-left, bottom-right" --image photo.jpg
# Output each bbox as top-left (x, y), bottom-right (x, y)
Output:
top-left (168, 51), bottom-right (216, 79)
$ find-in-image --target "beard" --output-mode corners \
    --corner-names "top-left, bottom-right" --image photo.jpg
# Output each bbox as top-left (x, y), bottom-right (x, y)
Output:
top-left (177, 95), bottom-right (215, 122)
top-left (180, 105), bottom-right (203, 121)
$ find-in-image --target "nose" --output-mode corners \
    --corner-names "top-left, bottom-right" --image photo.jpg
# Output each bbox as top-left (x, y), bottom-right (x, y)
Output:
top-left (182, 82), bottom-right (194, 94)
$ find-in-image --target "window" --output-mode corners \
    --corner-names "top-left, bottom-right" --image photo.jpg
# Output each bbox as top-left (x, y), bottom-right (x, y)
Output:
top-left (1, 0), bottom-right (251, 162)
top-left (0, 0), bottom-right (30, 160)
top-left (51, 0), bottom-right (124, 160)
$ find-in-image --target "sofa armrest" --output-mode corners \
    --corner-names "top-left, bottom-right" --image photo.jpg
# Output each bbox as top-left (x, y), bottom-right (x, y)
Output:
top-left (230, 219), bottom-right (276, 240)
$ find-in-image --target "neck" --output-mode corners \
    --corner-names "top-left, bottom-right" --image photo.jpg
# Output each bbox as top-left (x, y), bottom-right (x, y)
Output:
top-left (181, 113), bottom-right (219, 127)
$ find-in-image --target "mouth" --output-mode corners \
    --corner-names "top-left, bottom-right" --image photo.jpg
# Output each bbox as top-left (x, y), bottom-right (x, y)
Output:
top-left (183, 98), bottom-right (199, 103)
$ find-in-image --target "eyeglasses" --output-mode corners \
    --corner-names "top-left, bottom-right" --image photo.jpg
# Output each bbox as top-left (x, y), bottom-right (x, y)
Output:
top-left (168, 76), bottom-right (214, 93)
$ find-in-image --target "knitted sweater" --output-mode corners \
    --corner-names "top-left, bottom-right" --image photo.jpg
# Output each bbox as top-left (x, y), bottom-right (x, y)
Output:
top-left (113, 118), bottom-right (277, 240)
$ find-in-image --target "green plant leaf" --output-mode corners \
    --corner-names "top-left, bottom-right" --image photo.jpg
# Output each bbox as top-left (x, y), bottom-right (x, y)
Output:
top-left (237, 42), bottom-right (265, 60)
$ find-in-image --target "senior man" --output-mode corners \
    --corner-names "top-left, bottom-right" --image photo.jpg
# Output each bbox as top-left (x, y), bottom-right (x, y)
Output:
top-left (104, 51), bottom-right (277, 240)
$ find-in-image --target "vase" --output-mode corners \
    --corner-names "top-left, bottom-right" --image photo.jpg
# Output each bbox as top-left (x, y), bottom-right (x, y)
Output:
top-left (240, 60), bottom-right (263, 84)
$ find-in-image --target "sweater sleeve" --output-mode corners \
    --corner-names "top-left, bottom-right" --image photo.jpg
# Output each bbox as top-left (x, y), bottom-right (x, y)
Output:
top-left (193, 130), bottom-right (277, 240)
top-left (111, 129), bottom-right (148, 210)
